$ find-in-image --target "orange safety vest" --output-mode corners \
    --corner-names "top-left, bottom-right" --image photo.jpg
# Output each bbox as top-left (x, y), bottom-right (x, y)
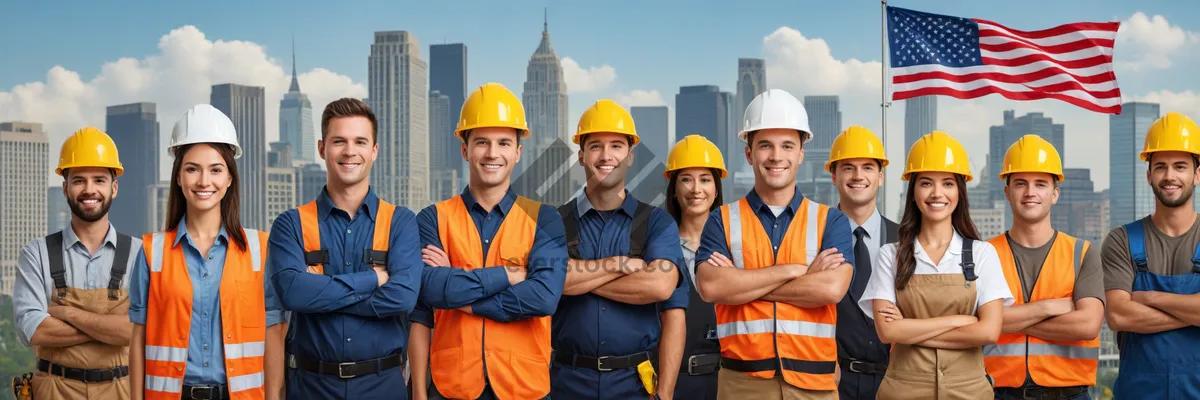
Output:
top-left (716, 197), bottom-right (837, 391)
top-left (428, 195), bottom-right (550, 400)
top-left (297, 199), bottom-right (396, 274)
top-left (142, 228), bottom-right (269, 400)
top-left (983, 232), bottom-right (1099, 388)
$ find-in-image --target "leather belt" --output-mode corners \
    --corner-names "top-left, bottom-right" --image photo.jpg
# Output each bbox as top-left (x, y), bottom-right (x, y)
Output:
top-left (837, 357), bottom-right (887, 375)
top-left (288, 353), bottom-right (405, 379)
top-left (554, 349), bottom-right (657, 372)
top-left (37, 359), bottom-right (129, 383)
top-left (686, 353), bottom-right (721, 376)
top-left (181, 384), bottom-right (229, 400)
top-left (995, 385), bottom-right (1088, 400)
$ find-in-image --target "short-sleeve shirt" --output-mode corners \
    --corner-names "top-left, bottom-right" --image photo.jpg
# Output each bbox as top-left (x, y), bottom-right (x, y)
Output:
top-left (1102, 215), bottom-right (1200, 293)
top-left (859, 229), bottom-right (1015, 318)
top-left (1001, 233), bottom-right (1105, 305)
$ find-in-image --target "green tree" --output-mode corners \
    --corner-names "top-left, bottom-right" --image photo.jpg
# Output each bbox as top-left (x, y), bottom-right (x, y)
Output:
top-left (0, 295), bottom-right (36, 391)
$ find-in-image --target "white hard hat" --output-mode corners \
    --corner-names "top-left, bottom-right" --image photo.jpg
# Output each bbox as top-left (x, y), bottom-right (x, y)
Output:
top-left (738, 89), bottom-right (812, 143)
top-left (169, 104), bottom-right (242, 159)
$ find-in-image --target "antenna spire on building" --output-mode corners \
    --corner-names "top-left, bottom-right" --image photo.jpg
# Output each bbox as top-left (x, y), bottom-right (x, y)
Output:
top-left (289, 34), bottom-right (301, 92)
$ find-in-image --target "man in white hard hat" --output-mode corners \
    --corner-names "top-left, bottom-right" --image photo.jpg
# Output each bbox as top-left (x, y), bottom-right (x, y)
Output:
top-left (695, 89), bottom-right (855, 400)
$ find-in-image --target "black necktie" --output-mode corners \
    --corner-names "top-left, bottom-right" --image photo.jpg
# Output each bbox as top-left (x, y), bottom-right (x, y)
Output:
top-left (851, 227), bottom-right (872, 300)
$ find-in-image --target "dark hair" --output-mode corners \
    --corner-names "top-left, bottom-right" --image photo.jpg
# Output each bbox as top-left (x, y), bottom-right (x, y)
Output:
top-left (744, 129), bottom-right (806, 150)
top-left (665, 168), bottom-right (725, 224)
top-left (894, 173), bottom-right (979, 291)
top-left (1004, 175), bottom-right (1059, 188)
top-left (165, 143), bottom-right (246, 251)
top-left (1145, 153), bottom-right (1200, 170)
top-left (828, 159), bottom-right (884, 172)
top-left (321, 98), bottom-right (377, 142)
top-left (461, 129), bottom-right (521, 146)
top-left (578, 133), bottom-right (634, 148)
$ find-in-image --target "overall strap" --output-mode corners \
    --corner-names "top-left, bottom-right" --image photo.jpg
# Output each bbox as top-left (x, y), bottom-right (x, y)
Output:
top-left (46, 231), bottom-right (67, 300)
top-left (363, 199), bottom-right (396, 265)
top-left (960, 238), bottom-right (978, 282)
top-left (107, 233), bottom-right (133, 300)
top-left (298, 201), bottom-right (330, 274)
top-left (557, 200), bottom-right (582, 259)
top-left (1125, 220), bottom-right (1150, 273)
top-left (628, 201), bottom-right (653, 259)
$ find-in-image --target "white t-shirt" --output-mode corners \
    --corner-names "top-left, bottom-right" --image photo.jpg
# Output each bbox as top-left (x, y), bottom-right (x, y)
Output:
top-left (857, 229), bottom-right (1015, 318)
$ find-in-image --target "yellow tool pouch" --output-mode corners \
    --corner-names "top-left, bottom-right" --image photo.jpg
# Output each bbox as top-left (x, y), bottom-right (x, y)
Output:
top-left (11, 372), bottom-right (33, 400)
top-left (637, 360), bottom-right (657, 396)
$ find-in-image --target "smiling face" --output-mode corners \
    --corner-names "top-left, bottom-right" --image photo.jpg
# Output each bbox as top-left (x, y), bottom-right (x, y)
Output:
top-left (63, 167), bottom-right (117, 223)
top-left (579, 132), bottom-right (633, 191)
top-left (177, 144), bottom-right (233, 213)
top-left (912, 171), bottom-right (959, 224)
top-left (319, 115), bottom-right (378, 189)
top-left (746, 128), bottom-right (803, 192)
top-left (1004, 172), bottom-right (1059, 224)
top-left (1147, 150), bottom-right (1200, 209)
top-left (832, 158), bottom-right (883, 208)
top-left (462, 127), bottom-right (522, 189)
top-left (673, 167), bottom-right (719, 217)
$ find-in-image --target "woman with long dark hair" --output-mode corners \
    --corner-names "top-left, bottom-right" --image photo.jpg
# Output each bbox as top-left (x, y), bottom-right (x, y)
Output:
top-left (127, 105), bottom-right (284, 400)
top-left (663, 134), bottom-right (726, 400)
top-left (857, 131), bottom-right (1013, 400)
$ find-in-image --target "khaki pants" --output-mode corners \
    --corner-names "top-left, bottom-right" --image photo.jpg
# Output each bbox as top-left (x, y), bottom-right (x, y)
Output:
top-left (716, 369), bottom-right (837, 400)
top-left (31, 372), bottom-right (129, 400)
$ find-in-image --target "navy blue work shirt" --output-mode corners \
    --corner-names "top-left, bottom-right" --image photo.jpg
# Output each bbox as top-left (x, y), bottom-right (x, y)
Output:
top-left (551, 191), bottom-right (688, 400)
top-left (267, 186), bottom-right (421, 398)
top-left (411, 187), bottom-right (567, 327)
top-left (696, 187), bottom-right (855, 279)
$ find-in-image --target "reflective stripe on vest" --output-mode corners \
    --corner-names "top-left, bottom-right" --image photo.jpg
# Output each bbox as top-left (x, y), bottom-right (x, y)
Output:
top-left (428, 195), bottom-right (550, 400)
top-left (142, 228), bottom-right (268, 400)
top-left (983, 232), bottom-right (1099, 388)
top-left (716, 197), bottom-right (837, 391)
top-left (298, 199), bottom-right (396, 274)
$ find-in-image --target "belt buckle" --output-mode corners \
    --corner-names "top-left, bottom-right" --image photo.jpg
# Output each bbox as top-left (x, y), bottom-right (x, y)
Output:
top-left (1021, 387), bottom-right (1041, 400)
top-left (189, 386), bottom-right (213, 400)
top-left (338, 362), bottom-right (358, 379)
top-left (596, 356), bottom-right (613, 372)
top-left (848, 360), bottom-right (865, 374)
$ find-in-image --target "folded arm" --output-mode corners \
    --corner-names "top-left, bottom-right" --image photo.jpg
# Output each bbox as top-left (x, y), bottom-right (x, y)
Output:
top-left (562, 257), bottom-right (627, 295)
top-left (1024, 298), bottom-right (1104, 341)
top-left (268, 212), bottom-right (382, 314)
top-left (873, 300), bottom-right (973, 345)
top-left (1105, 289), bottom-right (1187, 333)
top-left (695, 260), bottom-right (796, 305)
top-left (54, 306), bottom-right (131, 346)
top-left (469, 206), bottom-right (568, 323)
top-left (14, 243), bottom-right (91, 347)
top-left (29, 317), bottom-right (92, 347)
top-left (592, 210), bottom-right (683, 305)
top-left (916, 299), bottom-right (1005, 349)
top-left (1134, 290), bottom-right (1200, 327)
top-left (1001, 300), bottom-right (1060, 334)
top-left (339, 209), bottom-right (423, 318)
top-left (761, 262), bottom-right (852, 308)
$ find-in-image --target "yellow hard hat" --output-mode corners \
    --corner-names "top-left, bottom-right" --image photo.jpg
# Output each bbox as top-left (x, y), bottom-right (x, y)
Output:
top-left (456, 83), bottom-right (529, 140)
top-left (999, 134), bottom-right (1064, 181)
top-left (573, 99), bottom-right (639, 145)
top-left (1140, 111), bottom-right (1200, 161)
top-left (56, 127), bottom-right (124, 177)
top-left (664, 134), bottom-right (728, 179)
top-left (826, 126), bottom-right (889, 173)
top-left (902, 131), bottom-right (973, 182)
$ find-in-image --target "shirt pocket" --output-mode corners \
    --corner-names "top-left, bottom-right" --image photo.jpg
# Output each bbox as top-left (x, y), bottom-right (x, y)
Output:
top-left (235, 276), bottom-right (267, 327)
top-left (496, 245), bottom-right (531, 270)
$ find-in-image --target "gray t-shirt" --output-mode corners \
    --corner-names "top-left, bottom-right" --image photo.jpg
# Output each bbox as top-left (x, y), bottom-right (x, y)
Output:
top-left (1004, 233), bottom-right (1105, 305)
top-left (1102, 215), bottom-right (1200, 293)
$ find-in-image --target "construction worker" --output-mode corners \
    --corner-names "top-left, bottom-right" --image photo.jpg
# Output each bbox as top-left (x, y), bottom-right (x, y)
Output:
top-left (1103, 112), bottom-right (1200, 400)
top-left (983, 134), bottom-right (1104, 400)
top-left (268, 98), bottom-right (421, 399)
top-left (694, 89), bottom-right (854, 400)
top-left (408, 83), bottom-right (566, 400)
top-left (825, 126), bottom-right (897, 399)
top-left (11, 127), bottom-right (140, 399)
top-left (663, 134), bottom-right (728, 400)
top-left (129, 104), bottom-right (285, 399)
top-left (859, 131), bottom-right (1013, 400)
top-left (552, 99), bottom-right (686, 400)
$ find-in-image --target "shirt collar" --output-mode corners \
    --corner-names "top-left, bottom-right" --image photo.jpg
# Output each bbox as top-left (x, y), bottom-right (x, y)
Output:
top-left (913, 228), bottom-right (965, 257)
top-left (172, 216), bottom-right (229, 248)
top-left (576, 189), bottom-right (639, 217)
top-left (62, 223), bottom-right (118, 249)
top-left (316, 185), bottom-right (380, 221)
top-left (845, 208), bottom-right (882, 238)
top-left (460, 186), bottom-right (518, 216)
top-left (745, 186), bottom-right (804, 215)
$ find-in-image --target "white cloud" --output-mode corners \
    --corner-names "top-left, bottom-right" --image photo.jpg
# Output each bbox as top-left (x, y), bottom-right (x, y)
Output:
top-left (1132, 89), bottom-right (1200, 118)
top-left (615, 90), bottom-right (665, 108)
top-left (0, 25), bottom-right (366, 185)
top-left (762, 27), bottom-right (882, 97)
top-left (1117, 12), bottom-right (1199, 70)
top-left (561, 57), bottom-right (616, 93)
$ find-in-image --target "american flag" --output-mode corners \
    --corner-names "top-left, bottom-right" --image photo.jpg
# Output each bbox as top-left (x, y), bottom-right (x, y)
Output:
top-left (887, 6), bottom-right (1122, 114)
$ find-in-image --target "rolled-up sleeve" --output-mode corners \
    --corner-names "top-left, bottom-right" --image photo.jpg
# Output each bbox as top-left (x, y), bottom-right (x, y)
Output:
top-left (646, 208), bottom-right (687, 311)
top-left (340, 207), bottom-right (423, 318)
top-left (415, 206), bottom-right (511, 309)
top-left (470, 205), bottom-right (568, 322)
top-left (263, 242), bottom-right (283, 326)
top-left (821, 209), bottom-right (855, 269)
top-left (128, 247), bottom-right (151, 325)
top-left (14, 241), bottom-right (48, 347)
top-left (695, 210), bottom-right (728, 267)
top-left (269, 209), bottom-right (381, 314)
top-left (411, 301), bottom-right (434, 328)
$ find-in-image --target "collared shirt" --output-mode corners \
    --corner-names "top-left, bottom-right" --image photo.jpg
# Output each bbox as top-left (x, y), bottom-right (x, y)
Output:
top-left (847, 209), bottom-right (883, 277)
top-left (858, 229), bottom-right (1015, 317)
top-left (129, 218), bottom-right (284, 385)
top-left (696, 187), bottom-right (855, 273)
top-left (411, 186), bottom-right (567, 327)
top-left (14, 223), bottom-right (141, 347)
top-left (268, 186), bottom-right (421, 367)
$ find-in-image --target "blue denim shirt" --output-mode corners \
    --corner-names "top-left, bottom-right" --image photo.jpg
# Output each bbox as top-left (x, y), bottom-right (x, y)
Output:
top-left (129, 218), bottom-right (284, 385)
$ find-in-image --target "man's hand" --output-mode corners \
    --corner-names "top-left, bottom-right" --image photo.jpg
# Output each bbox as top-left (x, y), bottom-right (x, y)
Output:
top-left (1038, 297), bottom-right (1075, 317)
top-left (808, 248), bottom-right (845, 273)
top-left (373, 265), bottom-right (389, 286)
top-left (422, 246), bottom-right (451, 267)
top-left (708, 253), bottom-right (736, 268)
top-left (47, 305), bottom-right (76, 323)
top-left (506, 268), bottom-right (527, 285)
top-left (306, 265), bottom-right (321, 274)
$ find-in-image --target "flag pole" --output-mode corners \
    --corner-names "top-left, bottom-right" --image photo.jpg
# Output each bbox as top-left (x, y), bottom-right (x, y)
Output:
top-left (880, 0), bottom-right (890, 218)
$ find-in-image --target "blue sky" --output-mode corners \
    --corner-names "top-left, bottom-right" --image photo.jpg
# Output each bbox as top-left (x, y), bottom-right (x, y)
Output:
top-left (4, 0), bottom-right (1199, 214)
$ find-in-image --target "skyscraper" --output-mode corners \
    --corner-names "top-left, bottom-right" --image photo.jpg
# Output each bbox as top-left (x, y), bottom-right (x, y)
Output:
top-left (803, 95), bottom-right (842, 149)
top-left (904, 96), bottom-right (938, 151)
top-left (988, 110), bottom-right (1065, 208)
top-left (369, 31), bottom-right (430, 210)
top-left (735, 58), bottom-right (766, 132)
top-left (266, 142), bottom-right (297, 229)
top-left (106, 102), bottom-right (159, 236)
top-left (296, 163), bottom-right (327, 205)
top-left (631, 106), bottom-right (669, 162)
top-left (211, 83), bottom-right (267, 230)
top-left (676, 85), bottom-right (735, 198)
top-left (518, 13), bottom-right (572, 206)
top-left (1110, 102), bottom-right (1160, 229)
top-left (147, 182), bottom-right (170, 233)
top-left (47, 186), bottom-right (70, 233)
top-left (429, 90), bottom-right (460, 202)
top-left (1, 122), bottom-right (49, 295)
top-left (430, 43), bottom-right (468, 180)
top-left (280, 46), bottom-right (315, 165)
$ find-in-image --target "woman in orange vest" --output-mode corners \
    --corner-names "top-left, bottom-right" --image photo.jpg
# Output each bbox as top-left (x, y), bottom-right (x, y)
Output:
top-left (857, 131), bottom-right (1014, 400)
top-left (663, 135), bottom-right (727, 400)
top-left (127, 105), bottom-right (284, 400)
